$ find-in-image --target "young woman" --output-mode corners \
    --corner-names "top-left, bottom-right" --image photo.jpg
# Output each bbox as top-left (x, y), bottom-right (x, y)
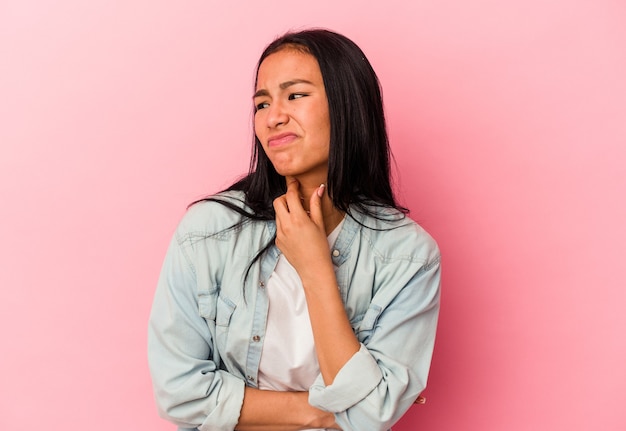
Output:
top-left (148, 29), bottom-right (441, 431)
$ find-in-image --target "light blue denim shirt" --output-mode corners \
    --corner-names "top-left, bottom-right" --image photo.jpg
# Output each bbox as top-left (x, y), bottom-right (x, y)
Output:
top-left (148, 191), bottom-right (441, 431)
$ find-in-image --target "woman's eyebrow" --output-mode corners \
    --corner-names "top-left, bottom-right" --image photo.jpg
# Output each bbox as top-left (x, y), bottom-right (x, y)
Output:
top-left (253, 89), bottom-right (269, 98)
top-left (253, 79), bottom-right (314, 98)
top-left (279, 79), bottom-right (313, 89)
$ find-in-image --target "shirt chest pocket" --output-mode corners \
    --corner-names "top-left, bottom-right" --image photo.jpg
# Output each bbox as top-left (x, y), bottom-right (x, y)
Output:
top-left (351, 304), bottom-right (382, 344)
top-left (197, 288), bottom-right (237, 350)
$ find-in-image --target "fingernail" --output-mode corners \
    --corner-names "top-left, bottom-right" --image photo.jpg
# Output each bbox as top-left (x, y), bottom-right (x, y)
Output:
top-left (317, 184), bottom-right (325, 197)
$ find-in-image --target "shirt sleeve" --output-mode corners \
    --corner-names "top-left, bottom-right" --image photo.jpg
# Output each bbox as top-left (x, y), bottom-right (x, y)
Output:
top-left (148, 230), bottom-right (245, 431)
top-left (308, 251), bottom-right (441, 431)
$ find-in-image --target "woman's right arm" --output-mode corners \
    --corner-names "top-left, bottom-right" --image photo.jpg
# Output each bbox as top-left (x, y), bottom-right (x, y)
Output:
top-left (236, 388), bottom-right (339, 430)
top-left (148, 229), bottom-right (338, 431)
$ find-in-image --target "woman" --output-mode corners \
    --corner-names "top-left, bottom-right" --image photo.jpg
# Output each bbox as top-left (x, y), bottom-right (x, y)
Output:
top-left (148, 29), bottom-right (441, 431)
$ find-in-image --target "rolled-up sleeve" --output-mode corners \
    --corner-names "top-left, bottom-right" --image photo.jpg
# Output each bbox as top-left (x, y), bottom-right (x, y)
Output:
top-left (308, 252), bottom-right (441, 431)
top-left (148, 231), bottom-right (245, 431)
top-left (309, 344), bottom-right (383, 410)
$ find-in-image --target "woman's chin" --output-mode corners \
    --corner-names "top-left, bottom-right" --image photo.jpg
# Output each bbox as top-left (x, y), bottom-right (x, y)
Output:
top-left (273, 166), bottom-right (300, 178)
top-left (270, 162), bottom-right (328, 184)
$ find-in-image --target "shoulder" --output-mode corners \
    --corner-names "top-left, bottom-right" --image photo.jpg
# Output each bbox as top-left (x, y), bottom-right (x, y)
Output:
top-left (355, 206), bottom-right (440, 266)
top-left (175, 190), bottom-right (253, 240)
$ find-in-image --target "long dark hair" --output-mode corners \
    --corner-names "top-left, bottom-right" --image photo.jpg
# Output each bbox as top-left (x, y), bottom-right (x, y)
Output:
top-left (206, 28), bottom-right (406, 221)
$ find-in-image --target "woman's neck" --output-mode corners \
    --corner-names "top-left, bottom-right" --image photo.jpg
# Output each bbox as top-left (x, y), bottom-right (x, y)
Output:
top-left (285, 176), bottom-right (345, 234)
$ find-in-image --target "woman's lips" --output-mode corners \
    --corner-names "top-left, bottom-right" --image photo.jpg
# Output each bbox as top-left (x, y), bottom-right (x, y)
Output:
top-left (268, 133), bottom-right (297, 147)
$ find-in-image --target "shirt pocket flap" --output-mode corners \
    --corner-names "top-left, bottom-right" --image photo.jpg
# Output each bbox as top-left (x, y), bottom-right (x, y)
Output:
top-left (215, 295), bottom-right (236, 327)
top-left (198, 289), bottom-right (217, 321)
top-left (352, 304), bottom-right (383, 344)
top-left (359, 304), bottom-right (382, 331)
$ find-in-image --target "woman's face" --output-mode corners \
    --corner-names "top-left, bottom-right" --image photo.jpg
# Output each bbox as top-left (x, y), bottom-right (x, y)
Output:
top-left (254, 48), bottom-right (331, 183)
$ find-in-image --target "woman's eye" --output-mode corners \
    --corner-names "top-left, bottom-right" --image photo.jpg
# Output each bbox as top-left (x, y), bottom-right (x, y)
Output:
top-left (255, 102), bottom-right (269, 111)
top-left (288, 93), bottom-right (307, 100)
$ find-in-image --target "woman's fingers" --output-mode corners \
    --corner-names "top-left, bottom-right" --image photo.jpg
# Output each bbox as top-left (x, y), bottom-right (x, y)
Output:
top-left (309, 184), bottom-right (325, 232)
top-left (273, 180), bottom-right (329, 265)
top-left (272, 195), bottom-right (288, 234)
top-left (284, 179), bottom-right (307, 216)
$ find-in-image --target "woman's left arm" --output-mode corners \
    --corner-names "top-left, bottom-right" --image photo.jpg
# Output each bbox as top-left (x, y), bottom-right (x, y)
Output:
top-left (274, 180), bottom-right (441, 431)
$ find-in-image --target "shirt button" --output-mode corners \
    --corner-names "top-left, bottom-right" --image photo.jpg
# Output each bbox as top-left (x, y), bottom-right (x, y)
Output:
top-left (252, 335), bottom-right (261, 342)
top-left (332, 249), bottom-right (340, 257)
top-left (259, 281), bottom-right (265, 288)
top-left (247, 375), bottom-right (255, 382)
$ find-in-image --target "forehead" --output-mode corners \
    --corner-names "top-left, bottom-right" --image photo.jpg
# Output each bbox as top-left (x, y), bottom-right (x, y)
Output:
top-left (256, 48), bottom-right (323, 88)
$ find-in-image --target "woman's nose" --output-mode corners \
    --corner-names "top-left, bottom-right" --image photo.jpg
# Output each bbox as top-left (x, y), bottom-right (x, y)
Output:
top-left (266, 100), bottom-right (289, 128)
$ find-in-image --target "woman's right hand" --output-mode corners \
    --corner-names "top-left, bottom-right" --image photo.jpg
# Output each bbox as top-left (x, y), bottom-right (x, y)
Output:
top-left (235, 387), bottom-right (342, 430)
top-left (273, 179), bottom-right (333, 282)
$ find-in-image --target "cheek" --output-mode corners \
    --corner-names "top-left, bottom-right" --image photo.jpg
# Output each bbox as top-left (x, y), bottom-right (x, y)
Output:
top-left (253, 114), bottom-right (264, 140)
top-left (316, 117), bottom-right (331, 144)
top-left (316, 107), bottom-right (331, 138)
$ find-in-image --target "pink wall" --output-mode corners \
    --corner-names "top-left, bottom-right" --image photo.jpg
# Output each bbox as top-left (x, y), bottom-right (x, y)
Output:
top-left (1, 1), bottom-right (624, 429)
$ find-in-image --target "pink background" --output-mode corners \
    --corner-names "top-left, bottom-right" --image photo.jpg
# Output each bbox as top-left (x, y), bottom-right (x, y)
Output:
top-left (1, 1), bottom-right (625, 429)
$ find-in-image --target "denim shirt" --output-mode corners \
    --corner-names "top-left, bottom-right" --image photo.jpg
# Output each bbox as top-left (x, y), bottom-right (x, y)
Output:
top-left (148, 191), bottom-right (441, 431)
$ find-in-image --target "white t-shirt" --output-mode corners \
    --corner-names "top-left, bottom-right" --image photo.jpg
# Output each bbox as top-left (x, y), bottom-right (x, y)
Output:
top-left (257, 221), bottom-right (344, 429)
